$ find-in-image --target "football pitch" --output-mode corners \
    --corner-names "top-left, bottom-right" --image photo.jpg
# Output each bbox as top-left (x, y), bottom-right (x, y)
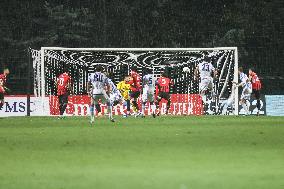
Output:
top-left (0, 116), bottom-right (284, 189)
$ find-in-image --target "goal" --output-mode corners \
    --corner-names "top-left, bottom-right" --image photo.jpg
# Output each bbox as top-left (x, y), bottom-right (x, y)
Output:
top-left (31, 47), bottom-right (238, 116)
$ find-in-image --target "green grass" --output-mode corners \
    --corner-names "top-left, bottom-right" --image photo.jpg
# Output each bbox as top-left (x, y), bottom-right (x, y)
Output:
top-left (0, 116), bottom-right (284, 189)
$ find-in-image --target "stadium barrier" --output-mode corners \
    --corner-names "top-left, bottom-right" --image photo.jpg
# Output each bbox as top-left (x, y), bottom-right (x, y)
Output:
top-left (49, 94), bottom-right (203, 116)
top-left (0, 96), bottom-right (50, 117)
top-left (265, 95), bottom-right (284, 116)
top-left (0, 94), bottom-right (203, 117)
top-left (1, 94), bottom-right (272, 117)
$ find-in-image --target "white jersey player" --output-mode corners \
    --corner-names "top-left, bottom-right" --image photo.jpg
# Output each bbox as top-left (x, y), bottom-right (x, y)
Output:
top-left (239, 73), bottom-right (252, 100)
top-left (141, 73), bottom-right (156, 118)
top-left (194, 56), bottom-right (217, 104)
top-left (237, 67), bottom-right (252, 115)
top-left (88, 72), bottom-right (109, 98)
top-left (104, 77), bottom-right (123, 122)
top-left (107, 78), bottom-right (122, 106)
top-left (220, 82), bottom-right (237, 115)
top-left (87, 66), bottom-right (114, 123)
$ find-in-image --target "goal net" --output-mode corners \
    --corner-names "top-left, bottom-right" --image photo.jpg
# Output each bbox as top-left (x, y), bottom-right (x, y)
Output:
top-left (31, 47), bottom-right (238, 116)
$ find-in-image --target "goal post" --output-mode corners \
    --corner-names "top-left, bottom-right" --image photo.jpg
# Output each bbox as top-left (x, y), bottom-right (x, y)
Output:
top-left (31, 47), bottom-right (238, 116)
top-left (234, 48), bottom-right (239, 115)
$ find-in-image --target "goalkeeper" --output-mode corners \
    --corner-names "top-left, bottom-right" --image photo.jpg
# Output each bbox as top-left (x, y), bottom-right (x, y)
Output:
top-left (0, 68), bottom-right (10, 110)
top-left (117, 76), bottom-right (132, 117)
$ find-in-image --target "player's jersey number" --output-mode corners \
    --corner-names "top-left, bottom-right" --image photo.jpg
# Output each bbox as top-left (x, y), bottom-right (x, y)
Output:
top-left (148, 77), bottom-right (153, 85)
top-left (58, 78), bottom-right (65, 86)
top-left (202, 64), bottom-right (210, 72)
top-left (94, 74), bottom-right (103, 82)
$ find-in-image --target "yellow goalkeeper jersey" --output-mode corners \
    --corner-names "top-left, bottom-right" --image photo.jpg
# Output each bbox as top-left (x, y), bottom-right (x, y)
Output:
top-left (117, 81), bottom-right (131, 100)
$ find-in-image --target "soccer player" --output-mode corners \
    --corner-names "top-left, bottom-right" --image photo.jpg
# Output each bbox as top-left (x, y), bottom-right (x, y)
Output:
top-left (194, 55), bottom-right (217, 112)
top-left (155, 71), bottom-right (173, 115)
top-left (237, 67), bottom-right (252, 115)
top-left (106, 76), bottom-right (123, 121)
top-left (0, 68), bottom-right (10, 110)
top-left (56, 68), bottom-right (72, 118)
top-left (219, 82), bottom-right (237, 115)
top-left (249, 68), bottom-right (262, 116)
top-left (117, 76), bottom-right (132, 117)
top-left (87, 66), bottom-right (113, 124)
top-left (141, 69), bottom-right (156, 118)
top-left (129, 66), bottom-right (142, 116)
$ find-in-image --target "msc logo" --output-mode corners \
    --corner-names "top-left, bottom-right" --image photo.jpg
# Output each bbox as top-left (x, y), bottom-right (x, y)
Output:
top-left (4, 102), bottom-right (26, 112)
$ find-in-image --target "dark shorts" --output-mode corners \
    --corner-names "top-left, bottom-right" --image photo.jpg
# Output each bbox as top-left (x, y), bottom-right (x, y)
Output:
top-left (157, 92), bottom-right (170, 101)
top-left (58, 93), bottom-right (69, 105)
top-left (0, 93), bottom-right (4, 100)
top-left (252, 89), bottom-right (261, 99)
top-left (130, 91), bottom-right (140, 99)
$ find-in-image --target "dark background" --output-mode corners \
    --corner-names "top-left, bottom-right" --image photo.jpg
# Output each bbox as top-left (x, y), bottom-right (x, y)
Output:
top-left (0, 0), bottom-right (283, 94)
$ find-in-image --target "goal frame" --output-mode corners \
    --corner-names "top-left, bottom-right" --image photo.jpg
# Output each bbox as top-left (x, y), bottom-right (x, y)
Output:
top-left (39, 47), bottom-right (239, 115)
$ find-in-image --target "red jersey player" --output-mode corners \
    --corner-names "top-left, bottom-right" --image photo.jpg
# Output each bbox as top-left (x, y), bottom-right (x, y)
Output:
top-left (129, 66), bottom-right (141, 115)
top-left (155, 71), bottom-right (173, 115)
top-left (249, 68), bottom-right (262, 115)
top-left (56, 69), bottom-right (72, 117)
top-left (0, 68), bottom-right (10, 110)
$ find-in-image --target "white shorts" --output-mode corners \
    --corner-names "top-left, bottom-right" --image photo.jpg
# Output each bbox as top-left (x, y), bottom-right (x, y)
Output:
top-left (222, 97), bottom-right (234, 107)
top-left (241, 93), bottom-right (251, 101)
top-left (91, 90), bottom-right (109, 104)
top-left (92, 88), bottom-right (104, 95)
top-left (241, 89), bottom-right (252, 101)
top-left (142, 87), bottom-right (155, 103)
top-left (199, 77), bottom-right (213, 93)
top-left (109, 92), bottom-right (122, 105)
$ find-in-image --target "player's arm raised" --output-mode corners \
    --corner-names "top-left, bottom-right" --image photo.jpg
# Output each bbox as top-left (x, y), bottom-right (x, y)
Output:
top-left (194, 66), bottom-right (199, 81)
top-left (213, 69), bottom-right (218, 79)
